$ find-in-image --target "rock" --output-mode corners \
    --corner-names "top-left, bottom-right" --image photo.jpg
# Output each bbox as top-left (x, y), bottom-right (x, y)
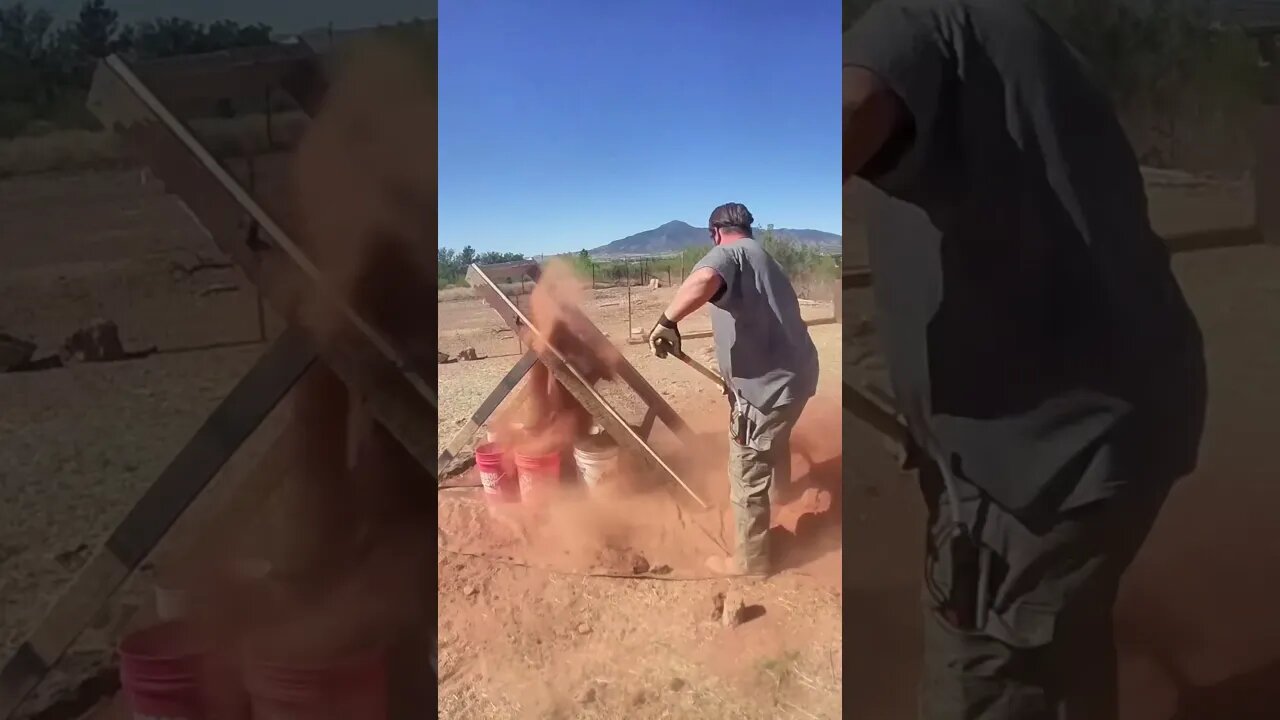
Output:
top-left (630, 553), bottom-right (650, 575)
top-left (576, 622), bottom-right (592, 635)
top-left (63, 319), bottom-right (126, 363)
top-left (8, 355), bottom-right (62, 372)
top-left (650, 564), bottom-right (672, 576)
top-left (462, 584), bottom-right (477, 597)
top-left (669, 677), bottom-right (686, 691)
top-left (721, 590), bottom-right (747, 628)
top-left (198, 283), bottom-right (239, 296)
top-left (457, 347), bottom-right (479, 361)
top-left (53, 543), bottom-right (90, 572)
top-left (710, 592), bottom-right (726, 621)
top-left (0, 333), bottom-right (36, 371)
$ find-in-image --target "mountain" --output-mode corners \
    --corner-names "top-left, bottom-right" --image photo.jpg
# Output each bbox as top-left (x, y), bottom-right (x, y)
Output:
top-left (589, 220), bottom-right (840, 258)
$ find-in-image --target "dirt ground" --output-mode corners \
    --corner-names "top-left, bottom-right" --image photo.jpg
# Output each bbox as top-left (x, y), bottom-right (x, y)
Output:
top-left (437, 281), bottom-right (846, 719)
top-left (1, 162), bottom-right (1276, 720)
top-left (0, 169), bottom-right (283, 717)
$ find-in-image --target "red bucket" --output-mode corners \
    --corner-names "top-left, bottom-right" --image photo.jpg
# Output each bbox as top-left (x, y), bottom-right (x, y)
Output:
top-left (243, 649), bottom-right (388, 719)
top-left (475, 443), bottom-right (518, 503)
top-left (117, 622), bottom-right (208, 719)
top-left (513, 451), bottom-right (561, 503)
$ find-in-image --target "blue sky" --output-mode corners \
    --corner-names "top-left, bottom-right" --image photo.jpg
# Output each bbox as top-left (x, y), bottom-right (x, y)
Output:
top-left (439, 1), bottom-right (841, 255)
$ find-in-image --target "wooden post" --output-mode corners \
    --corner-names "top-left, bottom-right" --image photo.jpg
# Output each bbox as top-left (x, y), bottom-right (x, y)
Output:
top-left (626, 261), bottom-right (632, 340)
top-left (264, 86), bottom-right (274, 149)
top-left (1259, 33), bottom-right (1280, 247)
top-left (256, 293), bottom-right (267, 341)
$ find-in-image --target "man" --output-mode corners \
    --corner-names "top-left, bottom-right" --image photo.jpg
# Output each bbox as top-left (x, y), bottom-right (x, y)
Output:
top-left (648, 202), bottom-right (820, 576)
top-left (844, 1), bottom-right (1207, 718)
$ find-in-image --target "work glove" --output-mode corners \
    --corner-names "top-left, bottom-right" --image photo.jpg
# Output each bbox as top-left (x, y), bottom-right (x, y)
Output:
top-left (648, 314), bottom-right (681, 358)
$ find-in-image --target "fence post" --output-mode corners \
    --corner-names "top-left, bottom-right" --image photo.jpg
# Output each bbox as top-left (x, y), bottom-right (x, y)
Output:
top-left (1259, 34), bottom-right (1280, 247)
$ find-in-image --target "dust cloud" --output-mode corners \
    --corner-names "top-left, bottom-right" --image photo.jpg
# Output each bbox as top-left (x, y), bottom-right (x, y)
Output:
top-left (490, 258), bottom-right (622, 458)
top-left (173, 30), bottom-right (437, 711)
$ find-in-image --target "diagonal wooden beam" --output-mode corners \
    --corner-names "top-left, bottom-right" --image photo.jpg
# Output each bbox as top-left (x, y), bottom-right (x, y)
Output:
top-left (0, 328), bottom-right (315, 718)
top-left (468, 263), bottom-right (693, 442)
top-left (86, 54), bottom-right (437, 472)
top-left (437, 349), bottom-right (540, 475)
top-left (468, 266), bottom-right (708, 508)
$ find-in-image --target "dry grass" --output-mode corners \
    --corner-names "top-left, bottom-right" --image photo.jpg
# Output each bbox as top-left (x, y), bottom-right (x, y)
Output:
top-left (0, 130), bottom-right (128, 178)
top-left (0, 112), bottom-right (311, 179)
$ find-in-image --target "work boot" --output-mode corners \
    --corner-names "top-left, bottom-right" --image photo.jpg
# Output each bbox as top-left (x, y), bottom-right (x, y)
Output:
top-left (705, 554), bottom-right (768, 578)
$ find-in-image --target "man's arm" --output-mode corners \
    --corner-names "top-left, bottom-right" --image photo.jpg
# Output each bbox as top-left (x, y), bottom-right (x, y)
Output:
top-left (844, 65), bottom-right (905, 183)
top-left (661, 267), bottom-right (723, 322)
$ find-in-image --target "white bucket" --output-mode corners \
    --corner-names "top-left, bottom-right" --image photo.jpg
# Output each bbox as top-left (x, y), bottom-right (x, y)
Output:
top-left (573, 442), bottom-right (619, 493)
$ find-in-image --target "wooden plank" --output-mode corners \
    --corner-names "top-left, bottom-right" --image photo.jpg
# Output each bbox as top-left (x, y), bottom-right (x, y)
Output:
top-left (517, 265), bottom-right (693, 440)
top-left (843, 266), bottom-right (873, 289)
top-left (128, 44), bottom-right (319, 116)
top-left (474, 260), bottom-right (541, 284)
top-left (469, 266), bottom-right (708, 509)
top-left (1165, 226), bottom-right (1265, 254)
top-left (572, 321), bottom-right (691, 441)
top-left (437, 350), bottom-right (539, 474)
top-left (638, 407), bottom-right (658, 440)
top-left (0, 328), bottom-right (315, 718)
top-left (1258, 104), bottom-right (1280, 245)
top-left (468, 263), bottom-right (693, 442)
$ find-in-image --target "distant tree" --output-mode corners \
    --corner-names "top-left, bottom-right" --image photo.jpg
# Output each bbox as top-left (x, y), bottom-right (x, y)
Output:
top-left (130, 17), bottom-right (271, 59)
top-left (72, 0), bottom-right (126, 60)
top-left (0, 3), bottom-right (59, 130)
top-left (66, 0), bottom-right (130, 84)
top-left (458, 245), bottom-right (477, 266)
top-left (438, 247), bottom-right (527, 287)
top-left (475, 250), bottom-right (525, 265)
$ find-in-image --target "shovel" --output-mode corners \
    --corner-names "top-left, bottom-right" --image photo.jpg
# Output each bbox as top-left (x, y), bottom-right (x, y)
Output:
top-left (654, 339), bottom-right (727, 394)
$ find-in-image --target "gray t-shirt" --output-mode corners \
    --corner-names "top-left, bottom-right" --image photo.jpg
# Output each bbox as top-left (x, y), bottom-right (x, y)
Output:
top-left (845, 0), bottom-right (1206, 522)
top-left (692, 238), bottom-right (819, 411)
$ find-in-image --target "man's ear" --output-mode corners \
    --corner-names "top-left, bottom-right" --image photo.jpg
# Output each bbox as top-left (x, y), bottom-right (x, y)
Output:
top-left (843, 65), bottom-right (905, 181)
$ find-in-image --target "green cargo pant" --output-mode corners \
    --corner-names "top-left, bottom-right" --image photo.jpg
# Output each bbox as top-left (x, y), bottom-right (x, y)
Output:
top-left (727, 396), bottom-right (807, 573)
top-left (917, 461), bottom-right (1173, 720)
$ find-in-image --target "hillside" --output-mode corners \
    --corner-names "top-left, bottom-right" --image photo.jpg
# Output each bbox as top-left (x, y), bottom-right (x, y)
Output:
top-left (589, 220), bottom-right (840, 258)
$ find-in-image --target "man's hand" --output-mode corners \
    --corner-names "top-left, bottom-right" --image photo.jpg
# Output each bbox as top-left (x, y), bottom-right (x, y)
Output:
top-left (648, 314), bottom-right (681, 358)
